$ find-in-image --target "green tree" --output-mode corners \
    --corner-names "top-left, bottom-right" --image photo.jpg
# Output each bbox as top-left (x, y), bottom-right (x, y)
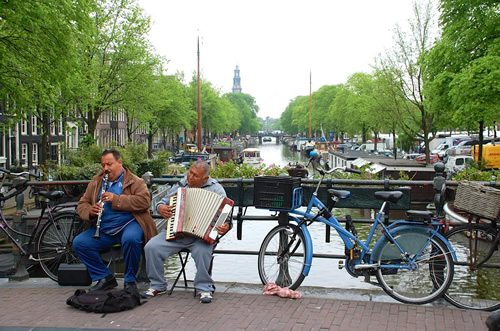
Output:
top-left (375, 0), bottom-right (440, 163)
top-left (188, 76), bottom-right (240, 144)
top-left (0, 0), bottom-right (94, 164)
top-left (65, 0), bottom-right (157, 139)
top-left (225, 93), bottom-right (260, 134)
top-left (423, 0), bottom-right (500, 164)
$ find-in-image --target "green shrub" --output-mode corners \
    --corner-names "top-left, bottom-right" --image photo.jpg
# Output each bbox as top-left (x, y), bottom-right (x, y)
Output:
top-left (452, 167), bottom-right (500, 181)
top-left (210, 161), bottom-right (287, 179)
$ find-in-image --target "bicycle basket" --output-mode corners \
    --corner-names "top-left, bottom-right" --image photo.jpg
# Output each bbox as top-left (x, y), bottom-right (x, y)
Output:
top-left (254, 176), bottom-right (302, 211)
top-left (454, 181), bottom-right (500, 221)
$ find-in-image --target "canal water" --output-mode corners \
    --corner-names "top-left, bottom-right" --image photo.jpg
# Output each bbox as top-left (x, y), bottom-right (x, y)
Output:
top-left (172, 137), bottom-right (380, 291)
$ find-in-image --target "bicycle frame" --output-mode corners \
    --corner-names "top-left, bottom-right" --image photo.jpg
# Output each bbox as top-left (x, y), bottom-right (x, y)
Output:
top-left (0, 202), bottom-right (57, 256)
top-left (274, 180), bottom-right (456, 278)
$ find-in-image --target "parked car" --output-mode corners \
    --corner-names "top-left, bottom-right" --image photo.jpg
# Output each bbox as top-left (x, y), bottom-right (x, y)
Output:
top-left (416, 154), bottom-right (440, 164)
top-left (402, 153), bottom-right (423, 160)
top-left (185, 144), bottom-right (199, 153)
top-left (444, 140), bottom-right (473, 162)
top-left (445, 155), bottom-right (474, 178)
top-left (430, 143), bottom-right (451, 160)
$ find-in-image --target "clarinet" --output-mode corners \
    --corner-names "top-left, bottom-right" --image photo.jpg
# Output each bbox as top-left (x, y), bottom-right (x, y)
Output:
top-left (93, 173), bottom-right (109, 239)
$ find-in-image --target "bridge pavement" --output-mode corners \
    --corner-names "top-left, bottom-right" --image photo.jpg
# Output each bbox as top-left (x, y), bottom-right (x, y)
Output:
top-left (0, 278), bottom-right (493, 331)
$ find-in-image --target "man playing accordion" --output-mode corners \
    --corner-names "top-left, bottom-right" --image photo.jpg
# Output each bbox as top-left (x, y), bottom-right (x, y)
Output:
top-left (142, 160), bottom-right (231, 304)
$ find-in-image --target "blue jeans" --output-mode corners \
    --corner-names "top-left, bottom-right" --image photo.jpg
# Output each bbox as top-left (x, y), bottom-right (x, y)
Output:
top-left (73, 221), bottom-right (144, 283)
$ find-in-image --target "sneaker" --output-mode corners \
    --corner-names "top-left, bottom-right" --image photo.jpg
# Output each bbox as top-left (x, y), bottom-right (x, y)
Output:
top-left (140, 288), bottom-right (166, 298)
top-left (199, 292), bottom-right (212, 304)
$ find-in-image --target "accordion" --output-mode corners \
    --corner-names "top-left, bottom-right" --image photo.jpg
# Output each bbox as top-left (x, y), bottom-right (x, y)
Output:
top-left (165, 187), bottom-right (234, 244)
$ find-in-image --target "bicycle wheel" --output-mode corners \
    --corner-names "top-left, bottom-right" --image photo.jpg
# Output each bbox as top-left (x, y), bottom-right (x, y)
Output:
top-left (36, 212), bottom-right (87, 281)
top-left (258, 224), bottom-right (307, 290)
top-left (444, 223), bottom-right (500, 311)
top-left (374, 228), bottom-right (454, 304)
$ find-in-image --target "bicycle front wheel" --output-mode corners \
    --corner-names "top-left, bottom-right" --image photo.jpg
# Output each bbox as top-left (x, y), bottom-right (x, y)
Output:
top-left (36, 212), bottom-right (87, 281)
top-left (258, 224), bottom-right (307, 290)
top-left (444, 223), bottom-right (500, 311)
top-left (375, 229), bottom-right (454, 304)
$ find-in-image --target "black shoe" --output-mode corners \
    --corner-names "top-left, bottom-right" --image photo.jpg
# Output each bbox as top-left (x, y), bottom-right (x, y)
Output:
top-left (124, 282), bottom-right (137, 292)
top-left (89, 276), bottom-right (118, 291)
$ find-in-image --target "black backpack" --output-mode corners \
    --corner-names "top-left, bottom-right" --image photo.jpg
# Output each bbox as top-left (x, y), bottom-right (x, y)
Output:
top-left (66, 288), bottom-right (143, 314)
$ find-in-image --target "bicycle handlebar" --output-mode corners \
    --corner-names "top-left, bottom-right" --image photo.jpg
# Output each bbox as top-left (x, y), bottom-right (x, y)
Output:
top-left (0, 167), bottom-right (39, 179)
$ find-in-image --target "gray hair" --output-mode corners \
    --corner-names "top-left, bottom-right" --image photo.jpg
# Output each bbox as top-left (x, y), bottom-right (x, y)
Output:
top-left (192, 160), bottom-right (210, 176)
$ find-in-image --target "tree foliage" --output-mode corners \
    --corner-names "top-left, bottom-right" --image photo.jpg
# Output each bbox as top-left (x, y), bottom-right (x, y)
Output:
top-left (225, 93), bottom-right (260, 134)
top-left (423, 0), bottom-right (500, 164)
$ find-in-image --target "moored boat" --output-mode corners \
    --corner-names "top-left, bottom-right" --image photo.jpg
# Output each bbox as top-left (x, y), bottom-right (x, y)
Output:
top-left (239, 148), bottom-right (263, 165)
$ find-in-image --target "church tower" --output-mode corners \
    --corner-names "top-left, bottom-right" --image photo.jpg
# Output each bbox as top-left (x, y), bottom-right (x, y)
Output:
top-left (232, 65), bottom-right (242, 93)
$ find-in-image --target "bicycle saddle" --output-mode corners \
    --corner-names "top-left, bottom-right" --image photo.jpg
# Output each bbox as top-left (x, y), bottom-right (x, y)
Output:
top-left (374, 191), bottom-right (403, 203)
top-left (39, 190), bottom-right (65, 201)
top-left (327, 189), bottom-right (351, 199)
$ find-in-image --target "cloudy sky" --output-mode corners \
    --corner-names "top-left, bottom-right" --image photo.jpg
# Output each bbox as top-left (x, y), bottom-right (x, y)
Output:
top-left (138, 0), bottom-right (416, 119)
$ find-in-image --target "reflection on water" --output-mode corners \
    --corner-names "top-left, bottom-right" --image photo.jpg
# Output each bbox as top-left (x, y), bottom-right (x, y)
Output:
top-left (258, 139), bottom-right (309, 167)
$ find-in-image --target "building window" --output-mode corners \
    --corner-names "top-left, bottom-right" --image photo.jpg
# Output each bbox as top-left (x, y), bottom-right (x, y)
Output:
top-left (32, 143), bottom-right (38, 166)
top-left (58, 120), bottom-right (63, 135)
top-left (21, 120), bottom-right (28, 135)
top-left (21, 143), bottom-right (28, 166)
top-left (31, 115), bottom-right (37, 135)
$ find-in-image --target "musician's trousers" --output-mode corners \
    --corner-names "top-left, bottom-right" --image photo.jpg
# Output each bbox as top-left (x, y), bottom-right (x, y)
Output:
top-left (144, 230), bottom-right (215, 293)
top-left (73, 221), bottom-right (144, 283)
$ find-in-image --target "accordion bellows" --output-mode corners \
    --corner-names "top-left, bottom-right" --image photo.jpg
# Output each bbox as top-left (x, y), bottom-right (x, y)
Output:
top-left (165, 187), bottom-right (234, 244)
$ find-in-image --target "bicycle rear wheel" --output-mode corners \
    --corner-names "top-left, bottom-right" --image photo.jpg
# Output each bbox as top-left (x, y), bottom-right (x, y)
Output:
top-left (444, 223), bottom-right (500, 311)
top-left (36, 212), bottom-right (87, 281)
top-left (375, 229), bottom-right (454, 304)
top-left (258, 224), bottom-right (307, 290)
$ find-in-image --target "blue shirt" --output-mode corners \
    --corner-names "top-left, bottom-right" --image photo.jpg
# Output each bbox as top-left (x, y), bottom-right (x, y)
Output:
top-left (99, 170), bottom-right (135, 235)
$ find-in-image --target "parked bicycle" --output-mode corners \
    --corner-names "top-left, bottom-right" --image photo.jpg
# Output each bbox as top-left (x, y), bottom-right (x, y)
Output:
top-left (0, 167), bottom-right (86, 281)
top-left (257, 153), bottom-right (455, 305)
top-left (441, 181), bottom-right (500, 311)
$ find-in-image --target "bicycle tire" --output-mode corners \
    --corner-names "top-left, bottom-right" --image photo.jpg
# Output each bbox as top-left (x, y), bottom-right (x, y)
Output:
top-left (258, 224), bottom-right (307, 290)
top-left (444, 223), bottom-right (500, 311)
top-left (36, 211), bottom-right (87, 281)
top-left (374, 228), bottom-right (454, 304)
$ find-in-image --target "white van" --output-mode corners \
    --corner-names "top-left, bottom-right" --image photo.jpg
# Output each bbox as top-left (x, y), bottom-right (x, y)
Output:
top-left (445, 155), bottom-right (474, 178)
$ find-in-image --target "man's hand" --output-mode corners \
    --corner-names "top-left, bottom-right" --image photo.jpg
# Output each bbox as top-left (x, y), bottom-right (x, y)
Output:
top-left (90, 202), bottom-right (103, 217)
top-left (216, 223), bottom-right (230, 236)
top-left (158, 204), bottom-right (173, 219)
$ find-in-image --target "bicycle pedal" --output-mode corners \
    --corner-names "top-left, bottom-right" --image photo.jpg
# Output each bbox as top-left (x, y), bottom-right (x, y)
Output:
top-left (338, 260), bottom-right (344, 269)
top-left (354, 263), bottom-right (378, 270)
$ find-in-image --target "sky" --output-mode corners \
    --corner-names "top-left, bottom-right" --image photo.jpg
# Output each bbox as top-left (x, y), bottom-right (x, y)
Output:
top-left (138, 0), bottom-right (416, 119)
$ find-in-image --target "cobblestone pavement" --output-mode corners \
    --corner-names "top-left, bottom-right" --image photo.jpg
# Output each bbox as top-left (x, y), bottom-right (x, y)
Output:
top-left (0, 278), bottom-right (493, 331)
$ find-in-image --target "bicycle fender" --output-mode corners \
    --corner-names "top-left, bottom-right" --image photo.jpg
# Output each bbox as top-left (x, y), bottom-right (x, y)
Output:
top-left (370, 225), bottom-right (456, 263)
top-left (289, 215), bottom-right (313, 276)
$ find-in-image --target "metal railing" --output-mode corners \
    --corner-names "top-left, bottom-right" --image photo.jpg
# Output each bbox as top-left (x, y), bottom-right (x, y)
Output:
top-left (2, 174), bottom-right (498, 269)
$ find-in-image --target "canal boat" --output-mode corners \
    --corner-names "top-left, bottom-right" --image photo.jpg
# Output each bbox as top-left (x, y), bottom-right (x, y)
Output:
top-left (239, 148), bottom-right (262, 165)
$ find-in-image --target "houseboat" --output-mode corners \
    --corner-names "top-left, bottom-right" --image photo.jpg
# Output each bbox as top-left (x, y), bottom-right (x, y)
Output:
top-left (238, 148), bottom-right (262, 165)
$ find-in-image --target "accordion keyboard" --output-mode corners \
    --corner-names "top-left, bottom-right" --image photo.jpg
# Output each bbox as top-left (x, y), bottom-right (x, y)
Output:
top-left (165, 195), bottom-right (177, 240)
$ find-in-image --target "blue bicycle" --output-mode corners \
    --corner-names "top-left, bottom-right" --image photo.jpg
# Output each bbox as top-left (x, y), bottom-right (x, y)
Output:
top-left (257, 154), bottom-right (456, 305)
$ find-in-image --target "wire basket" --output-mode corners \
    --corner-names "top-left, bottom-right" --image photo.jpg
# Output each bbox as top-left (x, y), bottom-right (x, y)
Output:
top-left (454, 181), bottom-right (500, 221)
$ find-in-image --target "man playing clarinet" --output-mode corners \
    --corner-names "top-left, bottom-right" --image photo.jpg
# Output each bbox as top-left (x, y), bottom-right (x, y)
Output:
top-left (142, 160), bottom-right (231, 303)
top-left (74, 149), bottom-right (158, 292)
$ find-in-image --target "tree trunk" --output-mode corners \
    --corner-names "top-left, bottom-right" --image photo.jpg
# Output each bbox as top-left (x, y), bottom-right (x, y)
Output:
top-left (147, 132), bottom-right (153, 159)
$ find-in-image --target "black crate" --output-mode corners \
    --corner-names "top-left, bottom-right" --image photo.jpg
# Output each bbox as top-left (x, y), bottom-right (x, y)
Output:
top-left (58, 263), bottom-right (92, 286)
top-left (254, 176), bottom-right (302, 210)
